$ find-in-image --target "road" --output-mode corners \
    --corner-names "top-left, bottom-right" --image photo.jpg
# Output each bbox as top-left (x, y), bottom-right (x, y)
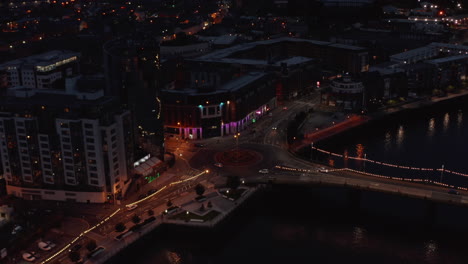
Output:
top-left (22, 91), bottom-right (468, 264)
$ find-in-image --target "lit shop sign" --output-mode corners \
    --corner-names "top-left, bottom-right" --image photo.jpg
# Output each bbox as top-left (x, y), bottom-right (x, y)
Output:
top-left (35, 56), bottom-right (78, 72)
top-left (133, 154), bottom-right (151, 167)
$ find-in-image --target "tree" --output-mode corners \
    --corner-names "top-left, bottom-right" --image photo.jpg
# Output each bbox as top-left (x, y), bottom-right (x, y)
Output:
top-left (115, 222), bottom-right (126, 232)
top-left (86, 240), bottom-right (97, 252)
top-left (147, 209), bottom-right (154, 216)
top-left (195, 183), bottom-right (205, 197)
top-left (167, 200), bottom-right (173, 207)
top-left (207, 201), bottom-right (213, 208)
top-left (69, 251), bottom-right (81, 263)
top-left (132, 214), bottom-right (141, 224)
top-left (199, 204), bottom-right (205, 211)
top-left (226, 176), bottom-right (241, 190)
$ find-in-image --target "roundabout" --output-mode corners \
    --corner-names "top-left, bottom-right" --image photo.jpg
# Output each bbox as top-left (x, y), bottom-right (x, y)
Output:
top-left (214, 148), bottom-right (263, 167)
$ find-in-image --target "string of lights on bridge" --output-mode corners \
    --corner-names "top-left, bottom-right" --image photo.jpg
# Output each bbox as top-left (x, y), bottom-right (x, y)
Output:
top-left (274, 164), bottom-right (468, 192)
top-left (41, 169), bottom-right (209, 264)
top-left (311, 146), bottom-right (468, 178)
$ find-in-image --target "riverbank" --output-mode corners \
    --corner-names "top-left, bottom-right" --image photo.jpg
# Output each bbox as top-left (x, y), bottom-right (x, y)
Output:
top-left (292, 90), bottom-right (468, 152)
top-left (84, 186), bottom-right (261, 264)
top-left (107, 185), bottom-right (468, 264)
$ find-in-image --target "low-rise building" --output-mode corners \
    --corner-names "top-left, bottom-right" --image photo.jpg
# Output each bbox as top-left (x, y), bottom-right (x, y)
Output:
top-left (163, 72), bottom-right (276, 139)
top-left (321, 74), bottom-right (365, 110)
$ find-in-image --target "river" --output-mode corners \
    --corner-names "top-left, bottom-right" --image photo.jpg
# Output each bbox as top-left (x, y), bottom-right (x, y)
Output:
top-left (110, 101), bottom-right (468, 264)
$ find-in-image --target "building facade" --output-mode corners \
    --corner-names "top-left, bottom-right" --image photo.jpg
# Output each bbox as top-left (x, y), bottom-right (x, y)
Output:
top-left (0, 50), bottom-right (80, 90)
top-left (163, 72), bottom-right (276, 139)
top-left (321, 74), bottom-right (365, 110)
top-left (0, 89), bottom-right (134, 203)
top-left (103, 35), bottom-right (164, 158)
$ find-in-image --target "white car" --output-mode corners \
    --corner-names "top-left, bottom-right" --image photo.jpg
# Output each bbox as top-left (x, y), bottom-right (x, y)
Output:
top-left (214, 162), bottom-right (223, 168)
top-left (318, 167), bottom-right (329, 173)
top-left (38, 241), bottom-right (56, 251)
top-left (22, 252), bottom-right (36, 262)
top-left (12, 225), bottom-right (23, 235)
top-left (259, 169), bottom-right (269, 174)
top-left (126, 204), bottom-right (138, 211)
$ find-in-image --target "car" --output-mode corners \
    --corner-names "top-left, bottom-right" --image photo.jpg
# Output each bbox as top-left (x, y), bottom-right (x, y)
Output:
top-left (194, 143), bottom-right (205, 147)
top-left (126, 204), bottom-right (138, 211)
top-left (282, 106), bottom-right (288, 110)
top-left (318, 167), bottom-right (329, 173)
top-left (138, 194), bottom-right (147, 200)
top-left (69, 244), bottom-right (82, 252)
top-left (214, 162), bottom-right (223, 168)
top-left (272, 127), bottom-right (277, 130)
top-left (259, 169), bottom-right (269, 174)
top-left (22, 252), bottom-right (36, 262)
top-left (11, 225), bottom-right (23, 235)
top-left (38, 241), bottom-right (56, 251)
top-left (147, 189), bottom-right (158, 195)
top-left (448, 189), bottom-right (460, 195)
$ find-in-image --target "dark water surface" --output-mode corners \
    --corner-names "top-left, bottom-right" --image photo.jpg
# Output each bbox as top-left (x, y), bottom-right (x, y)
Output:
top-left (316, 101), bottom-right (468, 188)
top-left (112, 101), bottom-right (468, 264)
top-left (112, 185), bottom-right (468, 264)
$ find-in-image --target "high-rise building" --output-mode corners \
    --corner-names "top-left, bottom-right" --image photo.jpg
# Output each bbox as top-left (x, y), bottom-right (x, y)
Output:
top-left (103, 35), bottom-right (164, 158)
top-left (0, 50), bottom-right (80, 90)
top-left (0, 78), bottom-right (134, 203)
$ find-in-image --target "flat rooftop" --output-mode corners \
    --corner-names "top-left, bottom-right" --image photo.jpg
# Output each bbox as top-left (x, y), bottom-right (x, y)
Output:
top-left (194, 37), bottom-right (365, 62)
top-left (0, 50), bottom-right (79, 68)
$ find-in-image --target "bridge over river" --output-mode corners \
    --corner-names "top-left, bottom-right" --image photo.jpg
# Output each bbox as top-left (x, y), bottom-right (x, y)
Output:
top-left (246, 167), bottom-right (468, 207)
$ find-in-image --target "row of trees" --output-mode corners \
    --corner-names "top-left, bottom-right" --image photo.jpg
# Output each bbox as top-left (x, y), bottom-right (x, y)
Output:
top-left (68, 239), bottom-right (98, 263)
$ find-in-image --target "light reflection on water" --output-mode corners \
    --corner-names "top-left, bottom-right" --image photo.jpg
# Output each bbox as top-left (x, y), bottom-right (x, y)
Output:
top-left (443, 113), bottom-right (450, 132)
top-left (384, 131), bottom-right (392, 151)
top-left (396, 125), bottom-right (404, 148)
top-left (427, 118), bottom-right (436, 139)
top-left (424, 240), bottom-right (438, 262)
top-left (457, 110), bottom-right (463, 128)
top-left (352, 226), bottom-right (366, 246)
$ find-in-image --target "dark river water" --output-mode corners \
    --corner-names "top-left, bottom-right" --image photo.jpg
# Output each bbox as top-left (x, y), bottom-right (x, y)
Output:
top-left (315, 100), bottom-right (468, 188)
top-left (111, 100), bottom-right (468, 264)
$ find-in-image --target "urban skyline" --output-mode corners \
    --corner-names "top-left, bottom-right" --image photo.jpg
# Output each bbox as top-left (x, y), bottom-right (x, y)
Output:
top-left (1, 0), bottom-right (468, 263)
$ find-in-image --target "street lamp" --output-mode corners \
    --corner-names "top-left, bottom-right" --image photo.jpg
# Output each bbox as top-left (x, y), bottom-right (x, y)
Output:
top-left (177, 122), bottom-right (181, 138)
top-left (440, 164), bottom-right (445, 183)
top-left (310, 142), bottom-right (314, 161)
top-left (233, 133), bottom-right (240, 162)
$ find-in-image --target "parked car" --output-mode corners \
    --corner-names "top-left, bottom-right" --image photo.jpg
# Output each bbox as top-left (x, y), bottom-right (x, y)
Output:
top-left (126, 204), bottom-right (138, 211)
top-left (194, 143), bottom-right (205, 147)
top-left (138, 194), bottom-right (147, 200)
top-left (11, 225), bottom-right (23, 235)
top-left (147, 189), bottom-right (158, 195)
top-left (38, 241), bottom-right (56, 251)
top-left (448, 189), bottom-right (460, 195)
top-left (259, 169), bottom-right (269, 174)
top-left (22, 252), bottom-right (36, 262)
top-left (69, 244), bottom-right (82, 252)
top-left (214, 162), bottom-right (223, 168)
